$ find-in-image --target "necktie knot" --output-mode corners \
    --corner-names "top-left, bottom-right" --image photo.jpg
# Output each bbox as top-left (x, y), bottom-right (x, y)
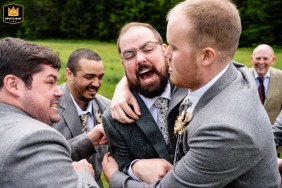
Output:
top-left (179, 97), bottom-right (192, 114)
top-left (79, 113), bottom-right (88, 133)
top-left (154, 97), bottom-right (169, 110)
top-left (258, 76), bottom-right (264, 83)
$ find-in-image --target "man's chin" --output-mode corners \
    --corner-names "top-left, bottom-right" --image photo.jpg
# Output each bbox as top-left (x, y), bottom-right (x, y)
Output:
top-left (50, 115), bottom-right (61, 125)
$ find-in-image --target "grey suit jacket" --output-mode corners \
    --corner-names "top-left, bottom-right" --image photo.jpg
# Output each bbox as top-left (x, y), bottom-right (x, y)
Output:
top-left (109, 62), bottom-right (281, 188)
top-left (273, 110), bottom-right (282, 146)
top-left (250, 67), bottom-right (282, 124)
top-left (103, 88), bottom-right (187, 171)
top-left (0, 103), bottom-right (99, 188)
top-left (53, 83), bottom-right (110, 187)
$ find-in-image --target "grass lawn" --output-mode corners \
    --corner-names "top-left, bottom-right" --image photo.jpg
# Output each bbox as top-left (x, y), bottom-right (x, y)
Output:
top-left (32, 40), bottom-right (282, 187)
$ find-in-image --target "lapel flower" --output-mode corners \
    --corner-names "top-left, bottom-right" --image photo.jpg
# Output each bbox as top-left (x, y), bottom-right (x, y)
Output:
top-left (174, 110), bottom-right (193, 135)
top-left (95, 108), bottom-right (102, 125)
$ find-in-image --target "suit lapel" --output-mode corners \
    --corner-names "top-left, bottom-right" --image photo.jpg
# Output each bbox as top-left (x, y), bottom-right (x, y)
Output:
top-left (194, 62), bottom-right (239, 116)
top-left (92, 100), bottom-right (99, 125)
top-left (133, 91), bottom-right (172, 163)
top-left (168, 87), bottom-right (188, 113)
top-left (60, 84), bottom-right (83, 136)
top-left (167, 87), bottom-right (188, 152)
top-left (265, 68), bottom-right (277, 106)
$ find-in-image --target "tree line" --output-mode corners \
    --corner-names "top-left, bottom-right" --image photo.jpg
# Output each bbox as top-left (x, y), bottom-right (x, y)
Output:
top-left (1, 0), bottom-right (282, 47)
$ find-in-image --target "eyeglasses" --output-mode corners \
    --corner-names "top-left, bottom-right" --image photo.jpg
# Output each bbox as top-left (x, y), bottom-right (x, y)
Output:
top-left (120, 41), bottom-right (161, 63)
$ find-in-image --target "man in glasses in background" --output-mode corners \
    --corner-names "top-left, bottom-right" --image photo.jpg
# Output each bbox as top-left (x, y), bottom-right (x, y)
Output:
top-left (102, 22), bottom-right (188, 183)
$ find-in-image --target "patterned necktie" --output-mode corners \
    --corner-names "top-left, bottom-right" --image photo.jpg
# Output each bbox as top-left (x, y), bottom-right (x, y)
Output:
top-left (258, 76), bottom-right (265, 103)
top-left (174, 96), bottom-right (192, 164)
top-left (79, 113), bottom-right (88, 133)
top-left (179, 96), bottom-right (193, 114)
top-left (154, 97), bottom-right (170, 146)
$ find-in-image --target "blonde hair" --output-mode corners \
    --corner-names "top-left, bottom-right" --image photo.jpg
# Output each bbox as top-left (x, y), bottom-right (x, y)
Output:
top-left (167, 0), bottom-right (241, 59)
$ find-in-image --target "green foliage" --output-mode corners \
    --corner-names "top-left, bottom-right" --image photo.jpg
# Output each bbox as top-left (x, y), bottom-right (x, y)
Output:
top-left (238, 0), bottom-right (282, 47)
top-left (2, 0), bottom-right (282, 46)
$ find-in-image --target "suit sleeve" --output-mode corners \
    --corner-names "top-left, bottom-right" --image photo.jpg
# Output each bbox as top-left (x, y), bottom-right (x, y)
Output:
top-left (102, 112), bottom-right (135, 171)
top-left (151, 123), bottom-right (261, 187)
top-left (109, 171), bottom-right (148, 188)
top-left (273, 110), bottom-right (282, 146)
top-left (3, 128), bottom-right (99, 188)
top-left (69, 133), bottom-right (97, 161)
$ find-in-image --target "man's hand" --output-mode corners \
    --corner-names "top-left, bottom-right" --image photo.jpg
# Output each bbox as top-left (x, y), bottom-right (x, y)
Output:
top-left (102, 152), bottom-right (119, 182)
top-left (72, 159), bottom-right (94, 177)
top-left (110, 76), bottom-right (141, 123)
top-left (132, 158), bottom-right (173, 184)
top-left (87, 123), bottom-right (108, 146)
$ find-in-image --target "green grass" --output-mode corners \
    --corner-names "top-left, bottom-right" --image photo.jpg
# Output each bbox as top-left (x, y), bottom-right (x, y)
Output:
top-left (233, 47), bottom-right (282, 69)
top-left (33, 39), bottom-right (282, 99)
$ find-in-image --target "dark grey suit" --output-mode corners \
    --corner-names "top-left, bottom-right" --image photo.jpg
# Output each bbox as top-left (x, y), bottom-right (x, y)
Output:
top-left (53, 83), bottom-right (110, 187)
top-left (103, 86), bottom-right (187, 171)
top-left (0, 103), bottom-right (99, 188)
top-left (108, 62), bottom-right (281, 187)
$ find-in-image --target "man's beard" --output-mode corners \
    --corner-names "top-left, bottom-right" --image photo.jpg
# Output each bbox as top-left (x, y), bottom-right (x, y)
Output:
top-left (127, 64), bottom-right (168, 98)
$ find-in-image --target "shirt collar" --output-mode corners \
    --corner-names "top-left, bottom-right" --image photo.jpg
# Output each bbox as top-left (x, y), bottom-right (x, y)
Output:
top-left (188, 63), bottom-right (230, 110)
top-left (139, 82), bottom-right (171, 110)
top-left (253, 68), bottom-right (270, 79)
top-left (70, 93), bottom-right (93, 115)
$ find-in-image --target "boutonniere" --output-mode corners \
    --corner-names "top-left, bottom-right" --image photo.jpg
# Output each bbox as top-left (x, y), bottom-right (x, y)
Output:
top-left (174, 110), bottom-right (193, 135)
top-left (95, 108), bottom-right (102, 125)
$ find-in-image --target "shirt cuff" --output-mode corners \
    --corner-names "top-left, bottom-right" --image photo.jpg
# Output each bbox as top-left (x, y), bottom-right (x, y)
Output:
top-left (127, 159), bottom-right (142, 181)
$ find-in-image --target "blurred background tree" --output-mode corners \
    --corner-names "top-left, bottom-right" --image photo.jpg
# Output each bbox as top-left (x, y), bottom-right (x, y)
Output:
top-left (1, 0), bottom-right (281, 47)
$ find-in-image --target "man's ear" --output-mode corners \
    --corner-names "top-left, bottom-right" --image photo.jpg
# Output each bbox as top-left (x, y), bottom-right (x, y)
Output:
top-left (271, 56), bottom-right (277, 65)
top-left (202, 47), bottom-right (215, 66)
top-left (162, 43), bottom-right (168, 53)
top-left (65, 68), bottom-right (73, 81)
top-left (3, 75), bottom-right (21, 97)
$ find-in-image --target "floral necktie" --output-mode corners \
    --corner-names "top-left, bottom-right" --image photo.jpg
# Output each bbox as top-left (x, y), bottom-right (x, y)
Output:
top-left (154, 97), bottom-right (173, 159)
top-left (173, 96), bottom-right (193, 163)
top-left (79, 113), bottom-right (88, 133)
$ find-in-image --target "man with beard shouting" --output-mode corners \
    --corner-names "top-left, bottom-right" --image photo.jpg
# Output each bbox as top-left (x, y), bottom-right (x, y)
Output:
top-left (102, 22), bottom-right (188, 183)
top-left (53, 48), bottom-right (110, 188)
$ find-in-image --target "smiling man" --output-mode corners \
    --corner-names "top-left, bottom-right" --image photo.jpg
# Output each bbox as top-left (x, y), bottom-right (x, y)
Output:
top-left (53, 48), bottom-right (110, 188)
top-left (0, 37), bottom-right (102, 187)
top-left (249, 44), bottom-right (282, 124)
